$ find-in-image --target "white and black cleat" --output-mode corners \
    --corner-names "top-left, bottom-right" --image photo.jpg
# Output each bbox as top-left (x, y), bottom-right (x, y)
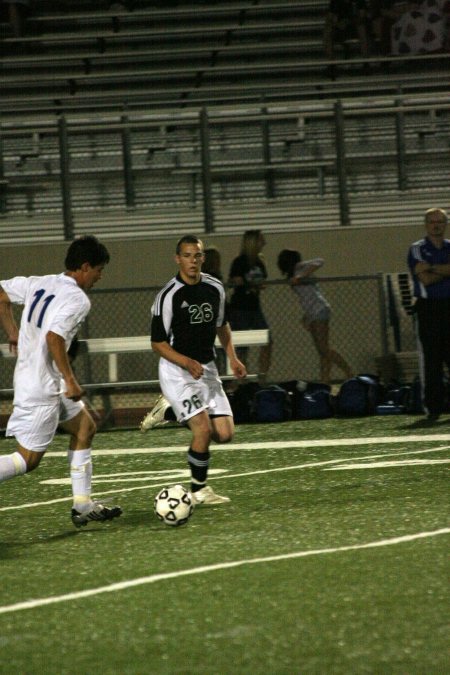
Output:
top-left (71, 502), bottom-right (123, 528)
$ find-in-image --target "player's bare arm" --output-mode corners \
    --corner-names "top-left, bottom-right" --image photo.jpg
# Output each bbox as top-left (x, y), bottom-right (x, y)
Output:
top-left (46, 331), bottom-right (83, 400)
top-left (216, 324), bottom-right (247, 379)
top-left (151, 340), bottom-right (204, 380)
top-left (0, 287), bottom-right (19, 354)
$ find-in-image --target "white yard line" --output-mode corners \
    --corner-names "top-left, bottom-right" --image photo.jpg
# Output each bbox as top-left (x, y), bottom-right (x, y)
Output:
top-left (326, 458), bottom-right (450, 470)
top-left (0, 528), bottom-right (448, 616)
top-left (1, 445), bottom-right (448, 512)
top-left (38, 434), bottom-right (450, 457)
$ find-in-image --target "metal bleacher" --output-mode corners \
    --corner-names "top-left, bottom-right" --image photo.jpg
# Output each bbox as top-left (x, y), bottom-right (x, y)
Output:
top-left (1, 1), bottom-right (326, 116)
top-left (0, 0), bottom-right (449, 241)
top-left (1, 0), bottom-right (449, 117)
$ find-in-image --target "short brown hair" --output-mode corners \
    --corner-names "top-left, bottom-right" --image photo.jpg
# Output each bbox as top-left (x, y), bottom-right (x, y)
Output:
top-left (175, 235), bottom-right (203, 254)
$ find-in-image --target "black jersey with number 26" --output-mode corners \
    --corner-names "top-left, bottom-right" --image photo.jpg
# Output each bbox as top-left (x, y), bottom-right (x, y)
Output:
top-left (151, 272), bottom-right (228, 363)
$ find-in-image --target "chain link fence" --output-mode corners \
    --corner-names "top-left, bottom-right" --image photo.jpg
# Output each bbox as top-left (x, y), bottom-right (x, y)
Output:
top-left (264, 275), bottom-right (386, 383)
top-left (1, 274), bottom-right (388, 429)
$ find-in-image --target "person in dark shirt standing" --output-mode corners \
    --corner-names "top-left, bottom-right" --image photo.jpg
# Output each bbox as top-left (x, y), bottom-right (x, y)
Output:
top-left (228, 229), bottom-right (272, 382)
top-left (151, 235), bottom-right (247, 504)
top-left (407, 208), bottom-right (450, 421)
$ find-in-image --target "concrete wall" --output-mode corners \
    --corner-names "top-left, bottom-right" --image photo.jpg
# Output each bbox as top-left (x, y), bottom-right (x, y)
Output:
top-left (1, 222), bottom-right (425, 286)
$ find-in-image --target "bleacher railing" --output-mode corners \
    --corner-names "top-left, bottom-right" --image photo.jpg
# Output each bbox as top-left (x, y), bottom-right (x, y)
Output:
top-left (1, 96), bottom-right (449, 237)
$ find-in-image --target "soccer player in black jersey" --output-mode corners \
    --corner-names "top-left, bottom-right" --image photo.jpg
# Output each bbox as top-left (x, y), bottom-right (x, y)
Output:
top-left (151, 235), bottom-right (247, 504)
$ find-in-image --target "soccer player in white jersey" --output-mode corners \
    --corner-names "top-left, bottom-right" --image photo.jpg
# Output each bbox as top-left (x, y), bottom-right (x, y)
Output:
top-left (151, 235), bottom-right (247, 504)
top-left (0, 235), bottom-right (122, 528)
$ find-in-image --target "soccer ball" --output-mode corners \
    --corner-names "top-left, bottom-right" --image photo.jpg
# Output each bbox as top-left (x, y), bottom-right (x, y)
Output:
top-left (154, 484), bottom-right (194, 527)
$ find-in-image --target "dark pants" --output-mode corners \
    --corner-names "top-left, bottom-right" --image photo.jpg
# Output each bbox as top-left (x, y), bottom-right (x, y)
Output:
top-left (415, 298), bottom-right (450, 415)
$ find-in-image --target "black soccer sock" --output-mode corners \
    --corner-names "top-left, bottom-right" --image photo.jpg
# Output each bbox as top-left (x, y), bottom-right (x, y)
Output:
top-left (187, 448), bottom-right (210, 492)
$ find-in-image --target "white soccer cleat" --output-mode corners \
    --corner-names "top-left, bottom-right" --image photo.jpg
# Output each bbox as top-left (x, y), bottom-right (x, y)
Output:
top-left (140, 395), bottom-right (171, 432)
top-left (192, 485), bottom-right (230, 505)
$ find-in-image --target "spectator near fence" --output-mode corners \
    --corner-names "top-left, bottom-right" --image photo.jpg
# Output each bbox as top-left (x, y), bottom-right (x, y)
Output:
top-left (228, 229), bottom-right (272, 383)
top-left (278, 249), bottom-right (353, 386)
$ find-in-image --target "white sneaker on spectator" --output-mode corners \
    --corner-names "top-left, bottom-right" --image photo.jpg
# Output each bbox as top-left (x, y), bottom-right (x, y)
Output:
top-left (140, 395), bottom-right (171, 432)
top-left (192, 485), bottom-right (230, 505)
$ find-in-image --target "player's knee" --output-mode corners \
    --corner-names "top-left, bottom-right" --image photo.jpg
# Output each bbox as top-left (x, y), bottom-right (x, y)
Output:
top-left (211, 420), bottom-right (235, 444)
top-left (215, 430), bottom-right (234, 444)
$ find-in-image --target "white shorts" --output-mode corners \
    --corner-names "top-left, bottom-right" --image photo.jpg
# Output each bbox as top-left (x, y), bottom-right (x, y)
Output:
top-left (159, 358), bottom-right (232, 424)
top-left (6, 397), bottom-right (84, 453)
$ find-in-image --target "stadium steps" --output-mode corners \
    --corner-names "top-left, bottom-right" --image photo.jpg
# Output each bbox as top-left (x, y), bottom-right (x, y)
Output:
top-left (1, 0), bottom-right (449, 119)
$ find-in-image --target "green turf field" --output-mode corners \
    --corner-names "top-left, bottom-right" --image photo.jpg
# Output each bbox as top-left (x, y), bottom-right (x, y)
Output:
top-left (0, 416), bottom-right (449, 674)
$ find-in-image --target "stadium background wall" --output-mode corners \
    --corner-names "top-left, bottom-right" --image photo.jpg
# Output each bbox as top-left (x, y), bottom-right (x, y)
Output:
top-left (1, 222), bottom-right (426, 284)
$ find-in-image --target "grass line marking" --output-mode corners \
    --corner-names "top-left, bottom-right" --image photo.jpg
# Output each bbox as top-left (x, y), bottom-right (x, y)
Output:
top-left (0, 528), bottom-right (448, 616)
top-left (1, 445), bottom-right (448, 512)
top-left (29, 434), bottom-right (450, 457)
top-left (326, 458), bottom-right (450, 470)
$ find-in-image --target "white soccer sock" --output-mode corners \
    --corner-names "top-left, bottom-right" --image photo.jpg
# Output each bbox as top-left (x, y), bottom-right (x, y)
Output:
top-left (68, 448), bottom-right (93, 513)
top-left (0, 452), bottom-right (27, 481)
